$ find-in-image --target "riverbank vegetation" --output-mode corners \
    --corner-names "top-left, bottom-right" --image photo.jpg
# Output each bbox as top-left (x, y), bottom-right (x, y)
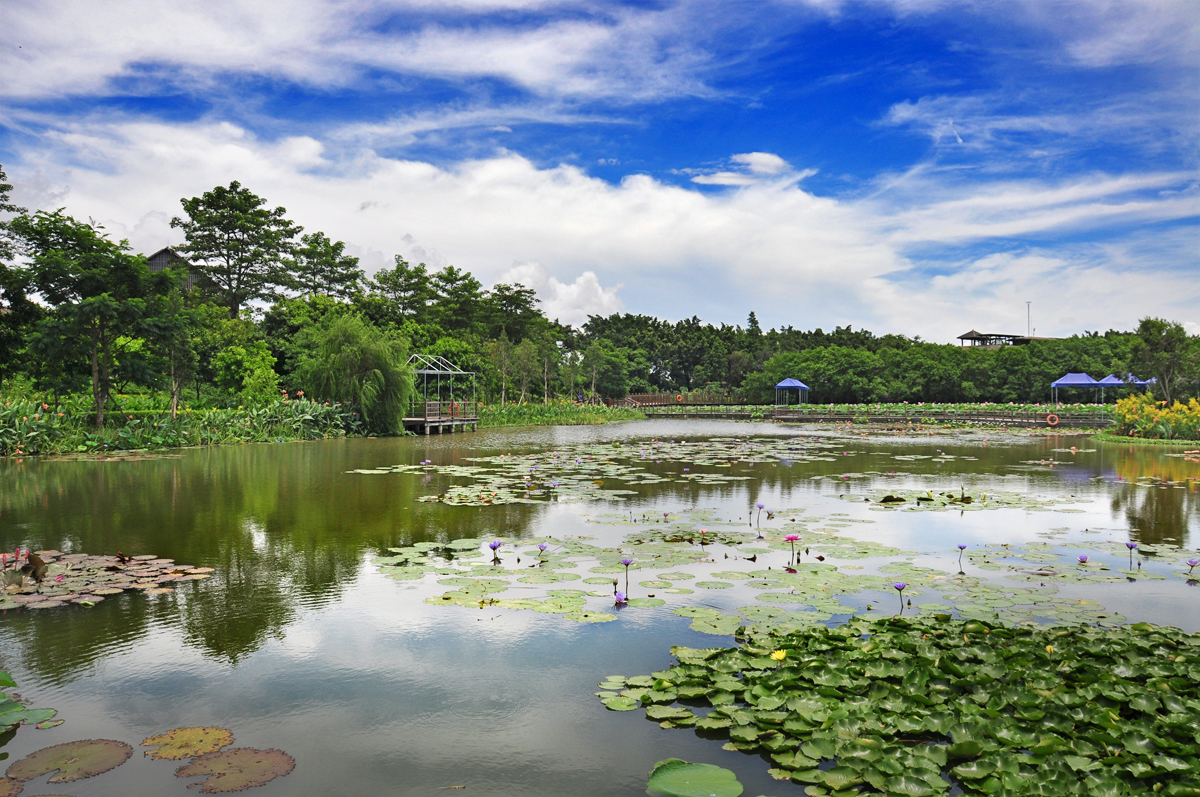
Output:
top-left (1111, 394), bottom-right (1200, 441)
top-left (1, 168), bottom-right (1197, 455)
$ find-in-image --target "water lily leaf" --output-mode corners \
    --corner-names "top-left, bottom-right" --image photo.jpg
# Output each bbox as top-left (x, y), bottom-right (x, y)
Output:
top-left (7, 739), bottom-right (132, 782)
top-left (174, 748), bottom-right (295, 793)
top-left (142, 727), bottom-right (234, 760)
top-left (35, 719), bottom-right (63, 730)
top-left (0, 778), bottom-right (18, 797)
top-left (627, 598), bottom-right (665, 608)
top-left (603, 696), bottom-right (639, 711)
top-left (646, 759), bottom-right (743, 797)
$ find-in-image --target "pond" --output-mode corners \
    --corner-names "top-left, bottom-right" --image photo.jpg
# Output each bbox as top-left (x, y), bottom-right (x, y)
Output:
top-left (0, 420), bottom-right (1196, 796)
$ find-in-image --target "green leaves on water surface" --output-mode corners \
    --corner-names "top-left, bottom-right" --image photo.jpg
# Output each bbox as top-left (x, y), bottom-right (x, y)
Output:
top-left (602, 616), bottom-right (1200, 796)
top-left (0, 670), bottom-right (57, 733)
top-left (647, 759), bottom-right (743, 797)
top-left (174, 747), bottom-right (295, 793)
top-left (6, 739), bottom-right (132, 783)
top-left (142, 727), bottom-right (234, 760)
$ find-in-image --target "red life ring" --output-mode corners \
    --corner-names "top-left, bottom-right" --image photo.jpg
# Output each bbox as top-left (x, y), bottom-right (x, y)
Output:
top-left (1046, 414), bottom-right (1059, 427)
top-left (676, 394), bottom-right (683, 402)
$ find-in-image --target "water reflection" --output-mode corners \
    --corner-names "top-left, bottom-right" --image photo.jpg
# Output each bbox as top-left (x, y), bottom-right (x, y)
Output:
top-left (0, 426), bottom-right (1195, 685)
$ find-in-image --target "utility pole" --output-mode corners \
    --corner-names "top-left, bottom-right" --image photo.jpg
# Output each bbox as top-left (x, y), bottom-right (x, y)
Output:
top-left (1026, 301), bottom-right (1032, 337)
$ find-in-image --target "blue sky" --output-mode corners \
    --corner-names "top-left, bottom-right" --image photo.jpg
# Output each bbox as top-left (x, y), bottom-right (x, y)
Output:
top-left (1, 0), bottom-right (1197, 339)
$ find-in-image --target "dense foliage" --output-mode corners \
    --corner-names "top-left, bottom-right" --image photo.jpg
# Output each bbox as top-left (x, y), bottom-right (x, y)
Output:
top-left (604, 616), bottom-right (1200, 797)
top-left (1113, 394), bottom-right (1200, 441)
top-left (1, 168), bottom-right (1197, 452)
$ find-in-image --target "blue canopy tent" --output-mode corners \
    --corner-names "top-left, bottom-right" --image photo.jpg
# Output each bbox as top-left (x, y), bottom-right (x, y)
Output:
top-left (1098, 374), bottom-right (1125, 403)
top-left (775, 378), bottom-right (810, 406)
top-left (1051, 372), bottom-right (1101, 404)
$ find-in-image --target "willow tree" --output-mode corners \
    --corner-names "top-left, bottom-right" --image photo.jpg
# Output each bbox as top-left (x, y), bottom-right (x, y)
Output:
top-left (296, 315), bottom-right (414, 434)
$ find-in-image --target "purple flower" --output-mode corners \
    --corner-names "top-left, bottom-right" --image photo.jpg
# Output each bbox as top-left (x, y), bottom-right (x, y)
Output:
top-left (1078, 555), bottom-right (1089, 563)
top-left (1126, 542), bottom-right (1138, 550)
top-left (614, 591), bottom-right (627, 604)
top-left (489, 541), bottom-right (502, 551)
top-left (538, 543), bottom-right (549, 551)
top-left (756, 503), bottom-right (765, 509)
top-left (1188, 559), bottom-right (1199, 574)
top-left (620, 558), bottom-right (634, 566)
top-left (958, 544), bottom-right (967, 550)
top-left (893, 583), bottom-right (907, 592)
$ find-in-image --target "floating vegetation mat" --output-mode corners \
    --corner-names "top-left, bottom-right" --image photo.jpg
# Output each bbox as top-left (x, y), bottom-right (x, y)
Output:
top-left (347, 437), bottom-right (1048, 507)
top-left (0, 552), bottom-right (215, 612)
top-left (599, 616), bottom-right (1200, 797)
top-left (365, 501), bottom-right (1200, 630)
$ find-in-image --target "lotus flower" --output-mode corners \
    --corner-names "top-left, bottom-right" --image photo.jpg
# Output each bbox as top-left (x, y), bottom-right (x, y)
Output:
top-left (489, 541), bottom-right (502, 551)
top-left (614, 591), bottom-right (627, 605)
top-left (620, 557), bottom-right (634, 593)
top-left (1126, 542), bottom-right (1137, 569)
top-left (957, 544), bottom-right (967, 570)
top-left (1078, 555), bottom-right (1089, 564)
top-left (785, 534), bottom-right (800, 563)
top-left (770, 649), bottom-right (787, 663)
top-left (893, 582), bottom-right (907, 613)
top-left (1187, 559), bottom-right (1198, 574)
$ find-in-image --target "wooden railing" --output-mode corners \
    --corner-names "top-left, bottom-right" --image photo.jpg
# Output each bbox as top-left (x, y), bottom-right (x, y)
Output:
top-left (626, 392), bottom-right (744, 406)
top-left (413, 401), bottom-right (478, 420)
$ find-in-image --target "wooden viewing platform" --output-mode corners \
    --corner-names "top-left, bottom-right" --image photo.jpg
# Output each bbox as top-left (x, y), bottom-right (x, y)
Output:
top-left (403, 401), bottom-right (479, 435)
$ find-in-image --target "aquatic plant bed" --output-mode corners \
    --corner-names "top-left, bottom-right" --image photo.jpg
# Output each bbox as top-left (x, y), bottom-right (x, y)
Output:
top-left (0, 552), bottom-right (213, 611)
top-left (600, 616), bottom-right (1200, 797)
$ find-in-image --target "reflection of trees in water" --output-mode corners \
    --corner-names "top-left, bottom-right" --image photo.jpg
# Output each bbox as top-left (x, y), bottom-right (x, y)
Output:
top-left (1110, 448), bottom-right (1199, 547)
top-left (0, 589), bottom-right (172, 687)
top-left (0, 435), bottom-right (1194, 672)
top-left (1109, 486), bottom-right (1197, 547)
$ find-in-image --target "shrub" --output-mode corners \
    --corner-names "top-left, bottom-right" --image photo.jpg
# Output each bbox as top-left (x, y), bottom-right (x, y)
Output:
top-left (1113, 393), bottom-right (1200, 440)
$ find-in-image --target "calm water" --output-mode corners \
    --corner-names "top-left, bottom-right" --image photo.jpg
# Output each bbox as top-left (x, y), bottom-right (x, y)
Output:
top-left (0, 421), bottom-right (1196, 796)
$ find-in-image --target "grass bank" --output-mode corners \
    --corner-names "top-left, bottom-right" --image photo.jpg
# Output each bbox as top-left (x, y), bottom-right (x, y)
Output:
top-left (1092, 431), bottom-right (1200, 447)
top-left (479, 402), bottom-right (646, 428)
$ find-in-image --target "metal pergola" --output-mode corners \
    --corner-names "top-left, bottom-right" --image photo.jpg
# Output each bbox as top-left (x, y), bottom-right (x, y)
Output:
top-left (408, 354), bottom-right (476, 410)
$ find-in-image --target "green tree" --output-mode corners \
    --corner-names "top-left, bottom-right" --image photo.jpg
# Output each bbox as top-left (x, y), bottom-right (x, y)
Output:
top-left (360, 257), bottom-right (432, 326)
top-left (581, 340), bottom-right (630, 399)
top-left (430, 265), bottom-right (483, 333)
top-left (11, 210), bottom-right (175, 426)
top-left (290, 232), bottom-right (363, 300)
top-left (1129, 318), bottom-right (1198, 404)
top-left (214, 340), bottom-right (280, 405)
top-left (296, 314), bottom-right (414, 434)
top-left (0, 165), bottom-right (42, 392)
top-left (489, 331), bottom-right (514, 403)
top-left (482, 282), bottom-right (540, 340)
top-left (170, 181), bottom-right (301, 317)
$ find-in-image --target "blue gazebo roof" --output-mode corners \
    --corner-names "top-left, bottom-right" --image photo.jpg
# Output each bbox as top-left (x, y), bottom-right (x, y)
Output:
top-left (775, 378), bottom-right (810, 390)
top-left (1051, 373), bottom-right (1101, 388)
top-left (1098, 374), bottom-right (1124, 386)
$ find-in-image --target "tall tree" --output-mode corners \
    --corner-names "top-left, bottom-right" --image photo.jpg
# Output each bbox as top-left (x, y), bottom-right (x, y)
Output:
top-left (1129, 317), bottom-right (1197, 404)
top-left (170, 181), bottom-right (301, 317)
top-left (11, 211), bottom-right (175, 427)
top-left (365, 256), bottom-right (432, 322)
top-left (0, 165), bottom-right (41, 391)
top-left (482, 282), bottom-right (540, 340)
top-left (290, 232), bottom-right (363, 300)
top-left (430, 265), bottom-right (483, 332)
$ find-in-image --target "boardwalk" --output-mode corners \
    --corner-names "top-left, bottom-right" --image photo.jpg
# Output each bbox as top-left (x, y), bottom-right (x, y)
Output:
top-left (403, 401), bottom-right (479, 435)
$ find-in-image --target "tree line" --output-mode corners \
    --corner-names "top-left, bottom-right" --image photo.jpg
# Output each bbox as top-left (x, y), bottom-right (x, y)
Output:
top-left (1, 168), bottom-right (1197, 433)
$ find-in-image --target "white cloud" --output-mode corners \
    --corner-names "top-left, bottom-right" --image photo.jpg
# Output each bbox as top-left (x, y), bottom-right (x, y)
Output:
top-left (5, 118), bottom-right (1197, 341)
top-left (691, 171), bottom-right (760, 186)
top-left (731, 152), bottom-right (790, 175)
top-left (497, 262), bottom-right (623, 326)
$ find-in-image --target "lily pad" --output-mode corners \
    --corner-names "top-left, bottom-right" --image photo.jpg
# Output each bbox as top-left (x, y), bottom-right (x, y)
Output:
top-left (142, 727), bottom-right (235, 760)
top-left (646, 758), bottom-right (744, 797)
top-left (7, 739), bottom-right (133, 783)
top-left (174, 748), bottom-right (295, 793)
